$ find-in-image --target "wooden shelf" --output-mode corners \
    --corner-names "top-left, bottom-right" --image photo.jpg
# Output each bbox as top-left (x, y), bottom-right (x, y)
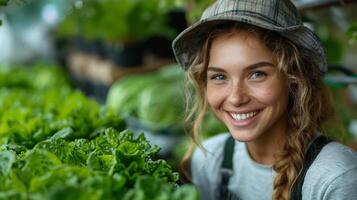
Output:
top-left (67, 52), bottom-right (174, 85)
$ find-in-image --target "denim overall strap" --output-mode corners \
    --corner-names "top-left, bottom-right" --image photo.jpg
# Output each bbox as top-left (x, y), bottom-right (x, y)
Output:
top-left (290, 135), bottom-right (332, 200)
top-left (218, 136), bottom-right (240, 200)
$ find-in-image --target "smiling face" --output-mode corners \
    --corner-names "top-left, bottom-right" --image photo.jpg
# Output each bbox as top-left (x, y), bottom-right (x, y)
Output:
top-left (205, 30), bottom-right (289, 143)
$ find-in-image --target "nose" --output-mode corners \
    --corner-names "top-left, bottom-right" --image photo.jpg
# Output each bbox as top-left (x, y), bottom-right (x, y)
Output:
top-left (227, 81), bottom-right (250, 107)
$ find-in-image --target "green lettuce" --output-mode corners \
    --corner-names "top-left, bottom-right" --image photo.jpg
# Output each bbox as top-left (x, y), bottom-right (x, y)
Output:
top-left (0, 128), bottom-right (198, 200)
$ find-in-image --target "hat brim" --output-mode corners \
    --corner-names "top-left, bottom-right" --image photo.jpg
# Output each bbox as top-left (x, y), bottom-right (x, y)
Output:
top-left (172, 16), bottom-right (326, 73)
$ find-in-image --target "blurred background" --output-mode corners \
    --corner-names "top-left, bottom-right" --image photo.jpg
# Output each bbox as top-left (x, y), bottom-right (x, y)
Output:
top-left (0, 0), bottom-right (356, 169)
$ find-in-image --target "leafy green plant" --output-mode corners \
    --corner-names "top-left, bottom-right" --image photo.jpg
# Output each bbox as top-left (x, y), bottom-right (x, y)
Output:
top-left (0, 64), bottom-right (72, 90)
top-left (106, 72), bottom-right (161, 118)
top-left (0, 65), bottom-right (125, 147)
top-left (0, 128), bottom-right (199, 199)
top-left (0, 88), bottom-right (126, 148)
top-left (107, 65), bottom-right (185, 134)
top-left (0, 65), bottom-right (198, 199)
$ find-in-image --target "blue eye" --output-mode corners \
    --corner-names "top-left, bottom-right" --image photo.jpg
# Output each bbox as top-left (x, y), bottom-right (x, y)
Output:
top-left (250, 71), bottom-right (266, 80)
top-left (210, 74), bottom-right (225, 80)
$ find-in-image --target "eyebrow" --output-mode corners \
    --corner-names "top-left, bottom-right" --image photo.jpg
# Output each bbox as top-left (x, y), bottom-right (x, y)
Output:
top-left (246, 62), bottom-right (275, 70)
top-left (207, 61), bottom-right (275, 72)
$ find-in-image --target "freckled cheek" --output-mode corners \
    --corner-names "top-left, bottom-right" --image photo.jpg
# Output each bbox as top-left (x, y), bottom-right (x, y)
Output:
top-left (252, 86), bottom-right (288, 106)
top-left (206, 86), bottom-right (226, 108)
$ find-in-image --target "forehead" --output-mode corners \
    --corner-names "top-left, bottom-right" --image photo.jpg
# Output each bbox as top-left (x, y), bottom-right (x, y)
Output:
top-left (210, 29), bottom-right (265, 50)
top-left (208, 30), bottom-right (274, 67)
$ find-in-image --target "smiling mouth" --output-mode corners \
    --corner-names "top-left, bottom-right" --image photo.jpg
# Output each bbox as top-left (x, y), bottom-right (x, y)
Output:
top-left (230, 109), bottom-right (263, 121)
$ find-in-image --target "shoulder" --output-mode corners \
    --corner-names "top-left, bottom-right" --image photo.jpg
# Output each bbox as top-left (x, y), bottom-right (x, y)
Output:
top-left (303, 142), bottom-right (357, 199)
top-left (310, 142), bottom-right (357, 173)
top-left (192, 133), bottom-right (230, 169)
top-left (190, 133), bottom-right (232, 200)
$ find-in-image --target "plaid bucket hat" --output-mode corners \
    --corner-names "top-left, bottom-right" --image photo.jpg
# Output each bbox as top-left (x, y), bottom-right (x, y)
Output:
top-left (172, 0), bottom-right (327, 73)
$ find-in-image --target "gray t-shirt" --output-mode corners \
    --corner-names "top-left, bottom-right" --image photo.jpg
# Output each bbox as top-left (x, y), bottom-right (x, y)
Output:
top-left (191, 133), bottom-right (357, 200)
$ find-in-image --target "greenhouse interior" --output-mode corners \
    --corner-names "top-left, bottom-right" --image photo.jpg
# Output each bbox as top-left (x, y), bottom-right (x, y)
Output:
top-left (0, 0), bottom-right (356, 199)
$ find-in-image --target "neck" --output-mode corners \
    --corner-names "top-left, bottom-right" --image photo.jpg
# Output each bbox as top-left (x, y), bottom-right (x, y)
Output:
top-left (246, 121), bottom-right (287, 165)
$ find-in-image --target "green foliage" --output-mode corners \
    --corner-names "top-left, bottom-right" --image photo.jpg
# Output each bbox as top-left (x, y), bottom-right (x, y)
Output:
top-left (107, 73), bottom-right (161, 118)
top-left (317, 25), bottom-right (344, 64)
top-left (123, 176), bottom-right (199, 200)
top-left (0, 88), bottom-right (126, 148)
top-left (174, 0), bottom-right (215, 24)
top-left (323, 86), bottom-right (355, 143)
top-left (107, 64), bottom-right (227, 137)
top-left (137, 74), bottom-right (185, 131)
top-left (0, 65), bottom-right (125, 148)
top-left (107, 65), bottom-right (185, 134)
top-left (201, 112), bottom-right (228, 138)
top-left (190, 0), bottom-right (215, 23)
top-left (0, 64), bottom-right (72, 90)
top-left (0, 0), bottom-right (10, 26)
top-left (0, 0), bottom-right (9, 6)
top-left (0, 65), bottom-right (198, 199)
top-left (347, 23), bottom-right (357, 43)
top-left (58, 0), bottom-right (178, 42)
top-left (0, 128), bottom-right (198, 199)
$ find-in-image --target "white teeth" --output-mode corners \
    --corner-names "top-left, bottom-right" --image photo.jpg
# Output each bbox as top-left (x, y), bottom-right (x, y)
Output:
top-left (231, 111), bottom-right (257, 121)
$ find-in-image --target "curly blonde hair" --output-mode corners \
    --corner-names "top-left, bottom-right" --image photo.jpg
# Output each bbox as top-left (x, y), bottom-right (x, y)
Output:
top-left (181, 22), bottom-right (334, 200)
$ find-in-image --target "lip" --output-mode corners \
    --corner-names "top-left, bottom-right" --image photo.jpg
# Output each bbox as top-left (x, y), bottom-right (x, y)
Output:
top-left (226, 109), bottom-right (263, 128)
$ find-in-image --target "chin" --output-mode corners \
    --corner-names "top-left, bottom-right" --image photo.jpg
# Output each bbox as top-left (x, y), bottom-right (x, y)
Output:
top-left (229, 129), bottom-right (260, 142)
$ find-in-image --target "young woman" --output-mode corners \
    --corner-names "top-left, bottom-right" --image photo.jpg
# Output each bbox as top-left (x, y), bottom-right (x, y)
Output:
top-left (172, 0), bottom-right (357, 200)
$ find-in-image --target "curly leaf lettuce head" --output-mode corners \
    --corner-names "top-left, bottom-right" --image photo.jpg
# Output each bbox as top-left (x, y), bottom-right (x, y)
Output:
top-left (137, 79), bottom-right (184, 133)
top-left (106, 73), bottom-right (160, 117)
